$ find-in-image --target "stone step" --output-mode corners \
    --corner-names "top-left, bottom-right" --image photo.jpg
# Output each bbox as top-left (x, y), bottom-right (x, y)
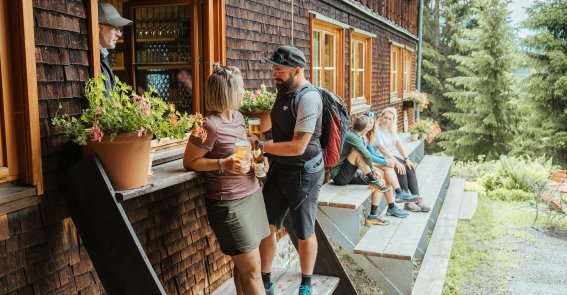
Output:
top-left (211, 268), bottom-right (340, 295)
top-left (412, 179), bottom-right (466, 295)
top-left (459, 191), bottom-right (478, 220)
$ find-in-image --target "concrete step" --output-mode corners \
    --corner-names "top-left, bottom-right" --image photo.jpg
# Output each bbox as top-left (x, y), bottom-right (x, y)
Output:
top-left (459, 191), bottom-right (478, 220)
top-left (412, 179), bottom-right (466, 295)
top-left (211, 268), bottom-right (340, 295)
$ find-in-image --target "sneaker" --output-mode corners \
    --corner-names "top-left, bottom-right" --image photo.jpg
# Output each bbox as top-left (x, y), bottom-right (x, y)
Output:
top-left (366, 214), bottom-right (390, 225)
top-left (416, 198), bottom-right (431, 212)
top-left (404, 201), bottom-right (422, 212)
top-left (265, 282), bottom-right (275, 295)
top-left (387, 205), bottom-right (409, 218)
top-left (368, 180), bottom-right (390, 192)
top-left (299, 284), bottom-right (313, 295)
top-left (395, 191), bottom-right (418, 203)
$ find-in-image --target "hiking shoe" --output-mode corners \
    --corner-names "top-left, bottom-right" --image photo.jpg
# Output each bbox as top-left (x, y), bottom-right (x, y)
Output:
top-left (368, 180), bottom-right (390, 192)
top-left (265, 282), bottom-right (275, 295)
top-left (404, 201), bottom-right (422, 212)
top-left (416, 198), bottom-right (431, 212)
top-left (366, 214), bottom-right (390, 225)
top-left (395, 191), bottom-right (418, 203)
top-left (299, 284), bottom-right (313, 295)
top-left (387, 205), bottom-right (409, 218)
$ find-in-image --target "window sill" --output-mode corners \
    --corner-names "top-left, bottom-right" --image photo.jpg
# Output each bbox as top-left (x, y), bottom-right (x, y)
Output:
top-left (350, 104), bottom-right (371, 115)
top-left (115, 159), bottom-right (202, 202)
top-left (0, 182), bottom-right (40, 215)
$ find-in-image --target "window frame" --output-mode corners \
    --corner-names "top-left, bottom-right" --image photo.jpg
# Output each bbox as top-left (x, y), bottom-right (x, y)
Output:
top-left (310, 16), bottom-right (344, 99)
top-left (390, 45), bottom-right (402, 102)
top-left (0, 0), bottom-right (42, 194)
top-left (402, 49), bottom-right (412, 98)
top-left (349, 31), bottom-right (372, 113)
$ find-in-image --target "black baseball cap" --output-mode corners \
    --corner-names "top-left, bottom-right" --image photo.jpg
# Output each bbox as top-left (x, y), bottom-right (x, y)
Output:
top-left (265, 45), bottom-right (306, 68)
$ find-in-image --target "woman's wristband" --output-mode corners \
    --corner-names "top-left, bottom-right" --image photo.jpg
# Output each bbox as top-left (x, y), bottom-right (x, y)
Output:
top-left (216, 158), bottom-right (224, 174)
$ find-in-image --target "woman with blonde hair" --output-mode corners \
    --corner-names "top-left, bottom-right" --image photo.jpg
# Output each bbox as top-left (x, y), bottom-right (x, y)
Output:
top-left (374, 107), bottom-right (430, 212)
top-left (183, 64), bottom-right (270, 294)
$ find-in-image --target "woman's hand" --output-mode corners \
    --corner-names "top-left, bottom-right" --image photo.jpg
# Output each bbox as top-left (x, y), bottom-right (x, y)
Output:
top-left (395, 160), bottom-right (406, 175)
top-left (405, 158), bottom-right (416, 170)
top-left (223, 155), bottom-right (251, 174)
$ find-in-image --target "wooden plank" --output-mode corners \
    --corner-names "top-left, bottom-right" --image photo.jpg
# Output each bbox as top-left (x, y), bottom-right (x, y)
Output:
top-left (0, 183), bottom-right (37, 205)
top-left (412, 179), bottom-right (465, 295)
top-left (0, 195), bottom-right (41, 215)
top-left (353, 217), bottom-right (401, 257)
top-left (459, 192), bottom-right (478, 220)
top-left (319, 183), bottom-right (373, 209)
top-left (0, 214), bottom-right (8, 240)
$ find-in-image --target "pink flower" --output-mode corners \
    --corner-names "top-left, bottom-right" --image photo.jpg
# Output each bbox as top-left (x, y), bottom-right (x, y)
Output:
top-left (140, 100), bottom-right (151, 117)
top-left (254, 89), bottom-right (261, 97)
top-left (94, 106), bottom-right (102, 115)
top-left (132, 95), bottom-right (142, 101)
top-left (91, 121), bottom-right (104, 142)
top-left (137, 127), bottom-right (145, 137)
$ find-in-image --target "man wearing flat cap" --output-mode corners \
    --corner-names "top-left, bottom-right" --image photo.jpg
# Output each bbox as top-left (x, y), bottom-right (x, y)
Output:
top-left (98, 1), bottom-right (132, 91)
top-left (259, 45), bottom-right (324, 295)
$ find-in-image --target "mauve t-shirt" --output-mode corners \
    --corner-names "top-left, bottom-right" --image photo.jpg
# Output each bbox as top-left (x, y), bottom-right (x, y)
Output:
top-left (189, 111), bottom-right (259, 200)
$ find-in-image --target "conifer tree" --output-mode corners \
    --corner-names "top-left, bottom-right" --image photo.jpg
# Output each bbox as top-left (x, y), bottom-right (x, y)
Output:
top-left (512, 0), bottom-right (567, 164)
top-left (438, 0), bottom-right (515, 160)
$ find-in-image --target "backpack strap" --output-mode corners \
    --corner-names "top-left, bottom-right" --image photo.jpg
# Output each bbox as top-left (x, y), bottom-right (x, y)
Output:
top-left (291, 83), bottom-right (319, 119)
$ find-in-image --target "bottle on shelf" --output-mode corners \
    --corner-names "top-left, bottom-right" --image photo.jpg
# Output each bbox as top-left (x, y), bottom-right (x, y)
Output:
top-left (253, 140), bottom-right (266, 179)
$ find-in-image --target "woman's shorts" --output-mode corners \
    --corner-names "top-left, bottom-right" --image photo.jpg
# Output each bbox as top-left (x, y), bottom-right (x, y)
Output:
top-left (205, 189), bottom-right (270, 256)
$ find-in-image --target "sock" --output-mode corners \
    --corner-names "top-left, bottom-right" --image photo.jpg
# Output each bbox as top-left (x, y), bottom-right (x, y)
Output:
top-left (365, 172), bottom-right (377, 182)
top-left (395, 188), bottom-right (402, 195)
top-left (301, 274), bottom-right (312, 286)
top-left (370, 205), bottom-right (379, 215)
top-left (388, 203), bottom-right (395, 209)
top-left (262, 272), bottom-right (271, 289)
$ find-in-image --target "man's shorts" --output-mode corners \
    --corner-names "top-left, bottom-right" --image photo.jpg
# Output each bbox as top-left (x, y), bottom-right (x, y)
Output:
top-left (332, 160), bottom-right (368, 186)
top-left (263, 163), bottom-right (324, 240)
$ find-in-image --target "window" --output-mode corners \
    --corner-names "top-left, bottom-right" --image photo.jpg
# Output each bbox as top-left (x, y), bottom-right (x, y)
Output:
top-left (0, 0), bottom-right (43, 193)
top-left (350, 32), bottom-right (372, 112)
top-left (402, 50), bottom-right (412, 97)
top-left (390, 46), bottom-right (401, 101)
top-left (311, 17), bottom-right (344, 98)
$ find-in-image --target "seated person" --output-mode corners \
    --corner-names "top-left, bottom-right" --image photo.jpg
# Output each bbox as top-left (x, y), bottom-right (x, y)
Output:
top-left (364, 112), bottom-right (418, 204)
top-left (330, 115), bottom-right (411, 225)
top-left (374, 108), bottom-right (431, 212)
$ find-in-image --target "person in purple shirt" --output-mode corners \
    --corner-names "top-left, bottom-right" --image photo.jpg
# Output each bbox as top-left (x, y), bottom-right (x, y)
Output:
top-left (183, 64), bottom-right (269, 295)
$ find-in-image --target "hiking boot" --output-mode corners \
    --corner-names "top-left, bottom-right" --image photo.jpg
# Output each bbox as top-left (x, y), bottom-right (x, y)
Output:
top-left (368, 180), bottom-right (390, 192)
top-left (395, 191), bottom-right (418, 203)
top-left (404, 201), bottom-right (422, 212)
top-left (366, 214), bottom-right (390, 225)
top-left (299, 284), bottom-right (313, 295)
top-left (265, 282), bottom-right (275, 295)
top-left (416, 198), bottom-right (431, 212)
top-left (387, 205), bottom-right (409, 218)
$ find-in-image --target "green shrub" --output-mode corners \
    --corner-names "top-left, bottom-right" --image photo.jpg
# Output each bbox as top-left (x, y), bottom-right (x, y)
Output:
top-left (464, 181), bottom-right (487, 199)
top-left (486, 188), bottom-right (535, 202)
top-left (478, 155), bottom-right (553, 192)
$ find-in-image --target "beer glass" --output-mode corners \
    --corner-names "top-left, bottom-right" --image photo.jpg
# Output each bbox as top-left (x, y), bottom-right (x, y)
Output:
top-left (248, 118), bottom-right (262, 139)
top-left (234, 140), bottom-right (251, 169)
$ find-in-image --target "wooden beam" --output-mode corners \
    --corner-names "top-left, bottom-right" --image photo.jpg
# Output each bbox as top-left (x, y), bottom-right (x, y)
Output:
top-left (88, 0), bottom-right (101, 78)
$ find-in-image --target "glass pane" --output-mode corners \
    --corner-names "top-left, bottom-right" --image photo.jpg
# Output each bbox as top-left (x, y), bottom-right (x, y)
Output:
top-left (350, 41), bottom-right (355, 68)
top-left (351, 69), bottom-right (356, 99)
top-left (313, 69), bottom-right (321, 87)
top-left (313, 31), bottom-right (321, 67)
top-left (358, 42), bottom-right (364, 68)
top-left (324, 69), bottom-right (335, 92)
top-left (325, 34), bottom-right (335, 67)
top-left (357, 71), bottom-right (364, 98)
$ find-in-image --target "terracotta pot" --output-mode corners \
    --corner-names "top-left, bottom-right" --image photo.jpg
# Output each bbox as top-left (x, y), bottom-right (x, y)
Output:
top-left (82, 132), bottom-right (153, 190)
top-left (242, 110), bottom-right (272, 133)
top-left (411, 133), bottom-right (419, 142)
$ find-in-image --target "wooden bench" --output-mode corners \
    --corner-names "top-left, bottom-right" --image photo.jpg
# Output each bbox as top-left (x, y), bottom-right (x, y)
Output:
top-left (211, 268), bottom-right (340, 295)
top-left (351, 156), bottom-right (454, 295)
top-left (317, 133), bottom-right (425, 252)
top-left (412, 179), bottom-right (466, 295)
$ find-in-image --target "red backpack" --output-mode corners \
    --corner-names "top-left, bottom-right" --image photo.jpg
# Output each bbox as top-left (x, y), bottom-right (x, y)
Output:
top-left (291, 84), bottom-right (350, 168)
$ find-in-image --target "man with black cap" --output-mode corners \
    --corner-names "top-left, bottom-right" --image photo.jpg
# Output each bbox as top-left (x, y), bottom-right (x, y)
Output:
top-left (259, 45), bottom-right (324, 295)
top-left (98, 1), bottom-right (132, 91)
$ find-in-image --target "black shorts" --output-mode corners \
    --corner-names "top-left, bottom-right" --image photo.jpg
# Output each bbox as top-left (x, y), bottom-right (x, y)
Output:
top-left (263, 164), bottom-right (324, 240)
top-left (332, 161), bottom-right (368, 186)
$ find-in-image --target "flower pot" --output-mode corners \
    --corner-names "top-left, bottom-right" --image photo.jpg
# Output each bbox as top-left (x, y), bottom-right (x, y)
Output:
top-left (402, 100), bottom-right (415, 109)
top-left (82, 132), bottom-right (153, 190)
top-left (242, 110), bottom-right (272, 133)
top-left (148, 133), bottom-right (190, 175)
top-left (411, 133), bottom-right (419, 142)
top-left (420, 133), bottom-right (427, 139)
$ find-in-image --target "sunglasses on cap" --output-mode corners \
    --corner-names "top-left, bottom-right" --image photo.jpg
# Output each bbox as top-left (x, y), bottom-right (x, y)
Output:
top-left (365, 111), bottom-right (376, 118)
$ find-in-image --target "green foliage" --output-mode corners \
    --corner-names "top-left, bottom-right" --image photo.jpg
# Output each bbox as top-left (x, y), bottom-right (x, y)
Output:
top-left (439, 0), bottom-right (516, 161)
top-left (239, 84), bottom-right (277, 113)
top-left (52, 75), bottom-right (204, 145)
top-left (511, 0), bottom-right (567, 165)
top-left (486, 188), bottom-right (535, 202)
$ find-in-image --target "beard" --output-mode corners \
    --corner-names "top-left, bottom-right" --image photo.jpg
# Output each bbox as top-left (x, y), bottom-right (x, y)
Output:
top-left (275, 76), bottom-right (295, 94)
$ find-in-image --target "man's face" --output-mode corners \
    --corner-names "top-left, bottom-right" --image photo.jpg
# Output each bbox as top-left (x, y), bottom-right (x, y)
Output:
top-left (99, 24), bottom-right (122, 49)
top-left (272, 65), bottom-right (296, 93)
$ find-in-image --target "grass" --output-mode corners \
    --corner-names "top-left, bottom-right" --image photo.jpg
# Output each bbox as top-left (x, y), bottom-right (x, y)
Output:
top-left (443, 189), bottom-right (534, 295)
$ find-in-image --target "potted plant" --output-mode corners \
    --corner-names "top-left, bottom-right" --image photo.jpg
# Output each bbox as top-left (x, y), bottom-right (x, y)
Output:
top-left (412, 118), bottom-right (441, 143)
top-left (409, 127), bottom-right (420, 142)
top-left (239, 84), bottom-right (277, 133)
top-left (52, 75), bottom-right (206, 190)
top-left (405, 90), bottom-right (430, 112)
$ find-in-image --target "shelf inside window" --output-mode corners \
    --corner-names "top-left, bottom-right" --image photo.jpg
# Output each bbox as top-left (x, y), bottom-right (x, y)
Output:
top-left (134, 63), bottom-right (192, 70)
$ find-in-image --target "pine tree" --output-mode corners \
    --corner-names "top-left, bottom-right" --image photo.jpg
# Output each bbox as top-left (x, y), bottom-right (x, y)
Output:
top-left (438, 0), bottom-right (515, 160)
top-left (512, 0), bottom-right (567, 164)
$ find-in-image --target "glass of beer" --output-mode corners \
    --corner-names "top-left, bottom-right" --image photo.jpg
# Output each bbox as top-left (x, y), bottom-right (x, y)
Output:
top-left (234, 139), bottom-right (251, 169)
top-left (248, 118), bottom-right (262, 139)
